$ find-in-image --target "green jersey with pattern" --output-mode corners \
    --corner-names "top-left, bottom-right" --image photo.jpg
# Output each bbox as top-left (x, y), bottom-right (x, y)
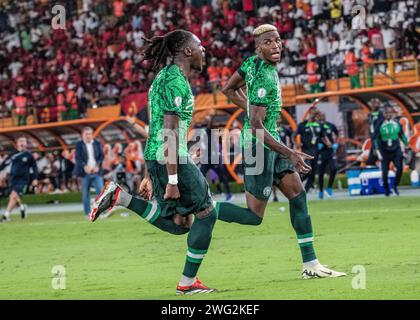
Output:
top-left (238, 55), bottom-right (282, 147)
top-left (144, 64), bottom-right (194, 161)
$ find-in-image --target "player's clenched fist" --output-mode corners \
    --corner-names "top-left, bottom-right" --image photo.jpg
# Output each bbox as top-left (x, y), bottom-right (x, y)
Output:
top-left (139, 177), bottom-right (153, 200)
top-left (164, 184), bottom-right (181, 200)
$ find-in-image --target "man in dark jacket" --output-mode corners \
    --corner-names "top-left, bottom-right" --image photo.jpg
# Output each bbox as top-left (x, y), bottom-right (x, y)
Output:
top-left (366, 98), bottom-right (384, 165)
top-left (317, 112), bottom-right (339, 199)
top-left (293, 107), bottom-right (323, 192)
top-left (74, 127), bottom-right (104, 216)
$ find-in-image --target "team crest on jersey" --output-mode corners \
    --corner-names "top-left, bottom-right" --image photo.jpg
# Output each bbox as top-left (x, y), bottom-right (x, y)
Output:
top-left (263, 186), bottom-right (272, 197)
top-left (257, 88), bottom-right (267, 98)
top-left (174, 96), bottom-right (182, 107)
top-left (22, 157), bottom-right (27, 162)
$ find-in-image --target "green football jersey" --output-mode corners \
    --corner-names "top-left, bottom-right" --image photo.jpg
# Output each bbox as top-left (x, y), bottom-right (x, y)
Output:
top-left (144, 64), bottom-right (194, 161)
top-left (238, 55), bottom-right (282, 146)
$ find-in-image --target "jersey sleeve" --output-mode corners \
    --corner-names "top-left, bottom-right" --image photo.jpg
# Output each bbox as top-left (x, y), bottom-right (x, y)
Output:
top-left (237, 57), bottom-right (250, 78)
top-left (162, 77), bottom-right (188, 116)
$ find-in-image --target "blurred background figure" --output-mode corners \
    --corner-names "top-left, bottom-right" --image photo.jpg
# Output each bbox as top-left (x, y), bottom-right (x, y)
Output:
top-left (73, 127), bottom-right (104, 217)
top-left (366, 98), bottom-right (384, 165)
top-left (198, 115), bottom-right (232, 201)
top-left (317, 112), bottom-right (339, 199)
top-left (0, 136), bottom-right (38, 222)
top-left (294, 107), bottom-right (322, 193)
top-left (374, 106), bottom-right (410, 196)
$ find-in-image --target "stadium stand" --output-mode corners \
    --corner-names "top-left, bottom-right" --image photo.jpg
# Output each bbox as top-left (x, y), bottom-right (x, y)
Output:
top-left (0, 0), bottom-right (419, 125)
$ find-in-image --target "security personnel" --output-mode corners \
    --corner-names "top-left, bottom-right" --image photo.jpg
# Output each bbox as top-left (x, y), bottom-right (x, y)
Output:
top-left (306, 54), bottom-right (321, 94)
top-left (317, 112), bottom-right (339, 199)
top-left (362, 40), bottom-right (374, 87)
top-left (56, 87), bottom-right (67, 121)
top-left (0, 136), bottom-right (38, 222)
top-left (14, 89), bottom-right (27, 126)
top-left (345, 47), bottom-right (360, 89)
top-left (293, 107), bottom-right (322, 192)
top-left (373, 106), bottom-right (409, 196)
top-left (366, 98), bottom-right (384, 165)
top-left (66, 84), bottom-right (78, 120)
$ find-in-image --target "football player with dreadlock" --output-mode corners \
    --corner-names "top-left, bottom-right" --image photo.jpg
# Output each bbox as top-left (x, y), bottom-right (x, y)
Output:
top-left (90, 29), bottom-right (284, 294)
top-left (90, 30), bottom-right (220, 295)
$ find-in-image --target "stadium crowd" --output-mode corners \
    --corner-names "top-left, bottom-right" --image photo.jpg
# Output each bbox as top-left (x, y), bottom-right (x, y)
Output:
top-left (0, 0), bottom-right (419, 124)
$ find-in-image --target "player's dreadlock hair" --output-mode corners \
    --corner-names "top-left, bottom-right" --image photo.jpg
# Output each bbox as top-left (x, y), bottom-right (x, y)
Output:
top-left (142, 30), bottom-right (194, 70)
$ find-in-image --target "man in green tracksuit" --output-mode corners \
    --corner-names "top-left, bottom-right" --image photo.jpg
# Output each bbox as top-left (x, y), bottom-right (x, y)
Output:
top-left (374, 106), bottom-right (409, 196)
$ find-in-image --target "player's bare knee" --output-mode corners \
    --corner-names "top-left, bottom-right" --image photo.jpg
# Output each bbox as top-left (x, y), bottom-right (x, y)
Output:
top-left (10, 191), bottom-right (18, 200)
top-left (196, 207), bottom-right (217, 223)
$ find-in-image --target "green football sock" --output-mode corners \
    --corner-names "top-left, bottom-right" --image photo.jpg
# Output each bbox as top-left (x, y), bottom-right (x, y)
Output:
top-left (289, 191), bottom-right (317, 263)
top-left (215, 202), bottom-right (262, 225)
top-left (182, 209), bottom-right (217, 278)
top-left (127, 197), bottom-right (189, 235)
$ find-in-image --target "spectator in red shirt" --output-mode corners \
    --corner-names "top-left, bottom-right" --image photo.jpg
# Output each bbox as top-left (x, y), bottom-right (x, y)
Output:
top-left (368, 24), bottom-right (386, 60)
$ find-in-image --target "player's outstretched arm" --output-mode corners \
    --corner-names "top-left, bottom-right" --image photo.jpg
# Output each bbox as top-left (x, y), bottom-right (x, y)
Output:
top-left (163, 113), bottom-right (181, 200)
top-left (221, 71), bottom-right (247, 110)
top-left (249, 105), bottom-right (312, 174)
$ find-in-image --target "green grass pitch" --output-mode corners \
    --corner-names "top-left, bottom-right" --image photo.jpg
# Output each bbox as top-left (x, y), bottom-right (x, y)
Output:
top-left (1, 196), bottom-right (420, 299)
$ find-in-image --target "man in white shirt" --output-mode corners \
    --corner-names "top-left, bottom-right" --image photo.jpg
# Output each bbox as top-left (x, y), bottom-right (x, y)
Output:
top-left (311, 0), bottom-right (324, 21)
top-left (315, 30), bottom-right (329, 78)
top-left (381, 25), bottom-right (396, 60)
top-left (74, 127), bottom-right (104, 217)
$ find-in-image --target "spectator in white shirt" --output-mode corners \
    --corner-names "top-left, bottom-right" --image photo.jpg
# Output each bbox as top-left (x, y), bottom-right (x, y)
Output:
top-left (381, 25), bottom-right (397, 60)
top-left (315, 30), bottom-right (329, 77)
top-left (311, 0), bottom-right (324, 21)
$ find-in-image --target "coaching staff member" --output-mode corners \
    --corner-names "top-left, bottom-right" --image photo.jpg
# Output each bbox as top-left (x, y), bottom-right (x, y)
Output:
top-left (74, 127), bottom-right (104, 217)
